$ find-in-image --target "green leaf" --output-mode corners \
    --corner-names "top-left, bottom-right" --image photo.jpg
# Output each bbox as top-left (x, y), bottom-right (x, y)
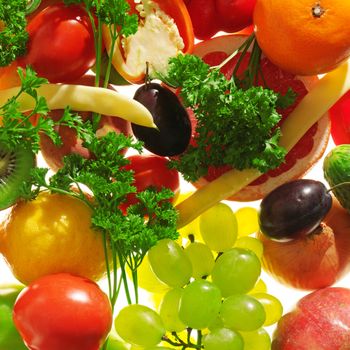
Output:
top-left (160, 54), bottom-right (287, 181)
top-left (0, 0), bottom-right (28, 66)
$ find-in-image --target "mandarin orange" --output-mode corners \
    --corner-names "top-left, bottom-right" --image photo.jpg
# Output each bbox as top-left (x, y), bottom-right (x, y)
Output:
top-left (253, 0), bottom-right (350, 75)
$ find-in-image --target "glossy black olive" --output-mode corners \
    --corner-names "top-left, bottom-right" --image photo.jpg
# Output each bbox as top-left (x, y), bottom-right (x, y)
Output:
top-left (259, 179), bottom-right (332, 241)
top-left (132, 83), bottom-right (191, 156)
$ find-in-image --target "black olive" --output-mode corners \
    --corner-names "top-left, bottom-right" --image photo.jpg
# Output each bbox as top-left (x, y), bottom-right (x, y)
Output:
top-left (259, 179), bottom-right (333, 241)
top-left (132, 83), bottom-right (191, 156)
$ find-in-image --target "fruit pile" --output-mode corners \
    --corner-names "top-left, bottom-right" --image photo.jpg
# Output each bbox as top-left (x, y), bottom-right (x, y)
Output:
top-left (1, 0), bottom-right (350, 349)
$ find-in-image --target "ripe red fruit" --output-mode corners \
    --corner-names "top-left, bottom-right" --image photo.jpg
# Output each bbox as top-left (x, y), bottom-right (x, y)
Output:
top-left (272, 287), bottom-right (350, 350)
top-left (13, 273), bottom-right (112, 350)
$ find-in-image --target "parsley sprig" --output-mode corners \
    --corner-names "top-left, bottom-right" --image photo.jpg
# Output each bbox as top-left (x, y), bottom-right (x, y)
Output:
top-left (64, 0), bottom-right (138, 88)
top-left (20, 131), bottom-right (179, 307)
top-left (0, 67), bottom-right (89, 152)
top-left (160, 54), bottom-right (288, 182)
top-left (0, 0), bottom-right (28, 67)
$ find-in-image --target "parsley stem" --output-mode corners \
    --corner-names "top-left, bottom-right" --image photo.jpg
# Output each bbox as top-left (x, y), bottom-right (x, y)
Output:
top-left (95, 15), bottom-right (104, 87)
top-left (117, 248), bottom-right (132, 305)
top-left (131, 268), bottom-right (139, 304)
top-left (231, 33), bottom-right (256, 80)
top-left (103, 25), bottom-right (119, 88)
top-left (102, 230), bottom-right (113, 303)
top-left (110, 240), bottom-right (119, 309)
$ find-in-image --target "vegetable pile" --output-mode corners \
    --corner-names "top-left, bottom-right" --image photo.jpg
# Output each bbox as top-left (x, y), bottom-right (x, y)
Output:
top-left (1, 0), bottom-right (350, 349)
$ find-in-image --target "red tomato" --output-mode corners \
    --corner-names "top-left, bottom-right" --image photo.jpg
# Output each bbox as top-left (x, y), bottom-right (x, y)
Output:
top-left (186, 0), bottom-right (219, 40)
top-left (185, 0), bottom-right (256, 39)
top-left (216, 0), bottom-right (257, 33)
top-left (13, 273), bottom-right (112, 350)
top-left (121, 155), bottom-right (180, 211)
top-left (329, 90), bottom-right (350, 145)
top-left (20, 3), bottom-right (96, 83)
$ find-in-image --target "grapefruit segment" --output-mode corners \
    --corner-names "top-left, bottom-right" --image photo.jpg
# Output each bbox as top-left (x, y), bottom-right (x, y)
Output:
top-left (191, 34), bottom-right (330, 201)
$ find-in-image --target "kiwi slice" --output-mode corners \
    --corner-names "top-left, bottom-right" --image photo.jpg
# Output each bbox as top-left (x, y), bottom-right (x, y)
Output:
top-left (0, 145), bottom-right (35, 210)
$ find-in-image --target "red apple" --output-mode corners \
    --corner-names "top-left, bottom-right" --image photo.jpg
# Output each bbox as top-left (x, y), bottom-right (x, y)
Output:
top-left (272, 287), bottom-right (350, 350)
top-left (40, 75), bottom-right (131, 171)
top-left (257, 197), bottom-right (350, 290)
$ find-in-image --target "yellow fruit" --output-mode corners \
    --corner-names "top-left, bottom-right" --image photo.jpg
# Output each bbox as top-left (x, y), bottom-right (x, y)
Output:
top-left (0, 192), bottom-right (107, 285)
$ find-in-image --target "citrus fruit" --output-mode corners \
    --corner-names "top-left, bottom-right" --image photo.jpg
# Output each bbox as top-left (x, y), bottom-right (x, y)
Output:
top-left (0, 192), bottom-right (107, 285)
top-left (192, 34), bottom-right (330, 201)
top-left (253, 0), bottom-right (350, 75)
top-left (0, 62), bottom-right (21, 90)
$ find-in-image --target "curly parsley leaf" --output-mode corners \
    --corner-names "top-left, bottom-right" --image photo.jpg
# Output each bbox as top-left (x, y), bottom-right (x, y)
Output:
top-left (160, 54), bottom-right (287, 182)
top-left (64, 0), bottom-right (138, 35)
top-left (22, 131), bottom-right (179, 264)
top-left (0, 0), bottom-right (28, 66)
top-left (0, 67), bottom-right (91, 152)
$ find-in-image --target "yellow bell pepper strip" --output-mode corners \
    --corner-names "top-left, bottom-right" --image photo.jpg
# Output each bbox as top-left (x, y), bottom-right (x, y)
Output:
top-left (176, 59), bottom-right (350, 229)
top-left (0, 84), bottom-right (155, 128)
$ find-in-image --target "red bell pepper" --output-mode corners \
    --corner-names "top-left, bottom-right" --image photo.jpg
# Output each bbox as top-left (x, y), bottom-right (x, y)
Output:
top-left (186, 0), bottom-right (256, 40)
top-left (103, 0), bottom-right (194, 83)
top-left (153, 0), bottom-right (194, 54)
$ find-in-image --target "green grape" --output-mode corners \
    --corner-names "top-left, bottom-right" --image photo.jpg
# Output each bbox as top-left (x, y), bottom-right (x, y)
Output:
top-left (251, 293), bottom-right (283, 326)
top-left (106, 336), bottom-right (129, 350)
top-left (184, 242), bottom-right (215, 279)
top-left (239, 328), bottom-right (271, 350)
top-left (148, 239), bottom-right (192, 287)
top-left (234, 236), bottom-right (263, 259)
top-left (236, 207), bottom-right (259, 237)
top-left (199, 203), bottom-right (238, 251)
top-left (130, 254), bottom-right (169, 293)
top-left (114, 304), bottom-right (165, 348)
top-left (248, 279), bottom-right (267, 294)
top-left (145, 347), bottom-right (173, 350)
top-left (159, 288), bottom-right (186, 332)
top-left (220, 294), bottom-right (266, 331)
top-left (211, 248), bottom-right (261, 297)
top-left (203, 328), bottom-right (244, 350)
top-left (179, 280), bottom-right (222, 330)
top-left (207, 314), bottom-right (224, 331)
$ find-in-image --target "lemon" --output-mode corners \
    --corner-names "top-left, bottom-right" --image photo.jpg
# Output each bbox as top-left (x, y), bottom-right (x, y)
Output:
top-left (0, 192), bottom-right (107, 285)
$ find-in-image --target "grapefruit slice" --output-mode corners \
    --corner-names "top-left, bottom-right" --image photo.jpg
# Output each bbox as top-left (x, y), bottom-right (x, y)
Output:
top-left (190, 34), bottom-right (330, 201)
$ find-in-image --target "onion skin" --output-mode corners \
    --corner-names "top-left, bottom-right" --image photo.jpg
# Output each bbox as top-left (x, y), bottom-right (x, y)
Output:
top-left (272, 287), bottom-right (350, 350)
top-left (257, 197), bottom-right (350, 290)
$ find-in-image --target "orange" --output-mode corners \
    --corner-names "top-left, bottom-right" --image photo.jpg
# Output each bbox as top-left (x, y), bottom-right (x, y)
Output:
top-left (253, 0), bottom-right (350, 75)
top-left (0, 192), bottom-right (108, 285)
top-left (0, 62), bottom-right (21, 90)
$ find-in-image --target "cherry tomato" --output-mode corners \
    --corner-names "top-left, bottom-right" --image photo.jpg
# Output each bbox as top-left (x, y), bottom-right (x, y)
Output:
top-left (13, 273), bottom-right (112, 350)
top-left (20, 3), bottom-right (96, 83)
top-left (329, 90), bottom-right (350, 145)
top-left (121, 155), bottom-right (180, 211)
